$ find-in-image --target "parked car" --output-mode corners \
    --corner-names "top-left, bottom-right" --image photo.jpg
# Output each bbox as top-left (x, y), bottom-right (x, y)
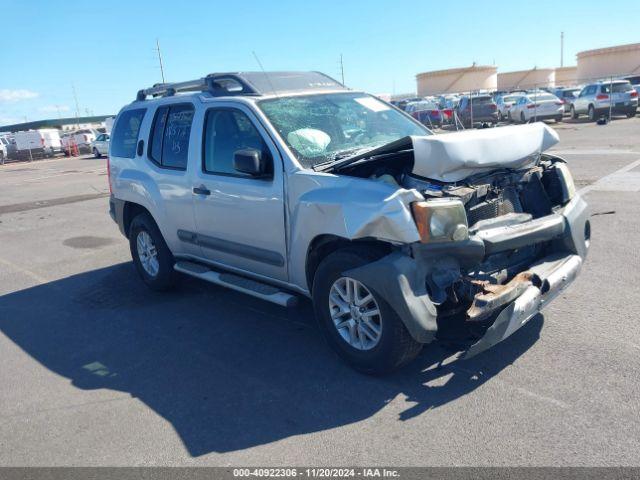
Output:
top-left (455, 95), bottom-right (498, 127)
top-left (437, 95), bottom-right (459, 124)
top-left (553, 87), bottom-right (582, 114)
top-left (108, 71), bottom-right (589, 374)
top-left (571, 80), bottom-right (638, 121)
top-left (405, 100), bottom-right (443, 127)
top-left (495, 93), bottom-right (524, 122)
top-left (14, 129), bottom-right (62, 158)
top-left (0, 136), bottom-right (8, 162)
top-left (91, 133), bottom-right (110, 157)
top-left (62, 128), bottom-right (99, 154)
top-left (509, 92), bottom-right (564, 123)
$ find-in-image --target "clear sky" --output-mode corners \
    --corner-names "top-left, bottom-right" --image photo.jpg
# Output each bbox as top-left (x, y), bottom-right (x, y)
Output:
top-left (1, 0), bottom-right (639, 126)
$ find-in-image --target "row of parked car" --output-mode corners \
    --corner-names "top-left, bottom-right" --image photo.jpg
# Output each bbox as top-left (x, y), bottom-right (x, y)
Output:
top-left (0, 128), bottom-right (110, 162)
top-left (393, 76), bottom-right (640, 129)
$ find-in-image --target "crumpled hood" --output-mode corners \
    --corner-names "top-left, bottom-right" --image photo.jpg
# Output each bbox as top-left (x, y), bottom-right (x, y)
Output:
top-left (411, 123), bottom-right (559, 182)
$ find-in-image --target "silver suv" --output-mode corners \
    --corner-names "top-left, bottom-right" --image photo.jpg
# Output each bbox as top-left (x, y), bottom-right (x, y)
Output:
top-left (571, 80), bottom-right (638, 120)
top-left (108, 71), bottom-right (590, 373)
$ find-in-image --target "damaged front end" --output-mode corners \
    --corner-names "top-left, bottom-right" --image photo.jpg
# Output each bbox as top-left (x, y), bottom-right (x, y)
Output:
top-left (338, 124), bottom-right (590, 358)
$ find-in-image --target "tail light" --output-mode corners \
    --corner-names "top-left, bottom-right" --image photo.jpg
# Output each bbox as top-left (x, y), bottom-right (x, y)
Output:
top-left (490, 104), bottom-right (497, 111)
top-left (560, 99), bottom-right (566, 104)
top-left (41, 138), bottom-right (45, 146)
top-left (596, 94), bottom-right (609, 100)
top-left (527, 104), bottom-right (537, 109)
top-left (84, 135), bottom-right (89, 142)
top-left (631, 91), bottom-right (638, 98)
top-left (555, 101), bottom-right (563, 105)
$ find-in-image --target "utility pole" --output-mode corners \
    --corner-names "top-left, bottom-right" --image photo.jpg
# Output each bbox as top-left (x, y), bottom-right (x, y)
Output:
top-left (339, 53), bottom-right (345, 85)
top-left (560, 31), bottom-right (564, 67)
top-left (71, 84), bottom-right (80, 128)
top-left (156, 38), bottom-right (166, 84)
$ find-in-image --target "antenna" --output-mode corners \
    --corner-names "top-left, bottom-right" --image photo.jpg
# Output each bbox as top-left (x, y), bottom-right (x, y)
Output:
top-left (252, 51), bottom-right (278, 97)
top-left (156, 38), bottom-right (166, 83)
top-left (560, 32), bottom-right (564, 67)
top-left (339, 53), bottom-right (345, 85)
top-left (71, 83), bottom-right (80, 128)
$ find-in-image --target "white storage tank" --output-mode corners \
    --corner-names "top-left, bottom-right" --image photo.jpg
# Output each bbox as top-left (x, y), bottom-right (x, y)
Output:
top-left (554, 66), bottom-right (578, 86)
top-left (577, 43), bottom-right (640, 82)
top-left (416, 64), bottom-right (497, 96)
top-left (497, 68), bottom-right (555, 91)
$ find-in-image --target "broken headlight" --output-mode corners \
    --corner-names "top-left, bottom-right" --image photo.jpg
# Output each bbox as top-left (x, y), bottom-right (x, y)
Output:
top-left (411, 199), bottom-right (469, 243)
top-left (555, 162), bottom-right (576, 203)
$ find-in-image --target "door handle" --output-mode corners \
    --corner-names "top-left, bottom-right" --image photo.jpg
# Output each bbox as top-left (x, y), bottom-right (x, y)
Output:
top-left (193, 186), bottom-right (211, 196)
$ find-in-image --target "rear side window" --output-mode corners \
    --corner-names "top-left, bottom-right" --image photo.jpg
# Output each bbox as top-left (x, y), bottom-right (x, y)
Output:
top-left (148, 104), bottom-right (194, 169)
top-left (111, 109), bottom-right (146, 158)
top-left (601, 83), bottom-right (633, 93)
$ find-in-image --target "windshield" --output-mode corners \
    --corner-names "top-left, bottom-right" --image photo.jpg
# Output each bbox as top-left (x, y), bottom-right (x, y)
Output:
top-left (528, 94), bottom-right (557, 102)
top-left (258, 92), bottom-right (429, 168)
top-left (602, 82), bottom-right (633, 93)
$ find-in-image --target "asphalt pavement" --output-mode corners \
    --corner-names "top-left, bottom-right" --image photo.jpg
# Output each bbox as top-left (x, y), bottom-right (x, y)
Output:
top-left (0, 117), bottom-right (639, 466)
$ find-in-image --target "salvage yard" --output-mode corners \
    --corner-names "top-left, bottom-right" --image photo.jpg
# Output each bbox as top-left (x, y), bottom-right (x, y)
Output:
top-left (0, 117), bottom-right (639, 466)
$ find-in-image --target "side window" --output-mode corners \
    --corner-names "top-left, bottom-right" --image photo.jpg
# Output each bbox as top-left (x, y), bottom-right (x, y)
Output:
top-left (203, 109), bottom-right (270, 177)
top-left (111, 108), bottom-right (146, 158)
top-left (148, 104), bottom-right (194, 169)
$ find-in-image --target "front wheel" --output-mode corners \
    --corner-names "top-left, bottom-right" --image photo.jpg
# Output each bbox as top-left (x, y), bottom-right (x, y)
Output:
top-left (312, 248), bottom-right (423, 374)
top-left (129, 212), bottom-right (176, 291)
top-left (93, 147), bottom-right (101, 158)
top-left (570, 105), bottom-right (578, 119)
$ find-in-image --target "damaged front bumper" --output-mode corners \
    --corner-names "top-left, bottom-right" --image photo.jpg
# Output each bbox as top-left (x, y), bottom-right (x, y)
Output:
top-left (345, 193), bottom-right (590, 358)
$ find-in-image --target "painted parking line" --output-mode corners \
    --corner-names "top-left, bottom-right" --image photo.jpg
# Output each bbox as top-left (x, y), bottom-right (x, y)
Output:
top-left (579, 158), bottom-right (640, 194)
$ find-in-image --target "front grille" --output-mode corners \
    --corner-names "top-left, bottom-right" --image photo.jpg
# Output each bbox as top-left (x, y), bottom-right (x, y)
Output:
top-left (467, 187), bottom-right (522, 227)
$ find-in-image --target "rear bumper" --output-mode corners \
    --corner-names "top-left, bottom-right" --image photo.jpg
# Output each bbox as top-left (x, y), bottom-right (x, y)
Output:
top-left (109, 195), bottom-right (127, 236)
top-left (345, 194), bottom-right (590, 353)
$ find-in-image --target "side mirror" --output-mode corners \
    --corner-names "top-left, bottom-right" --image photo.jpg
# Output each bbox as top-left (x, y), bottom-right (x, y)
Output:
top-left (233, 148), bottom-right (271, 177)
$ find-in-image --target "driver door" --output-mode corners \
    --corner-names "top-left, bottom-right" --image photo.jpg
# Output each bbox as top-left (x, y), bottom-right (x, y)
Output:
top-left (191, 104), bottom-right (287, 281)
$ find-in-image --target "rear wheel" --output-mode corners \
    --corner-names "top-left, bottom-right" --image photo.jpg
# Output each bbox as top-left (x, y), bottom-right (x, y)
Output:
top-left (570, 105), bottom-right (578, 119)
top-left (588, 105), bottom-right (596, 121)
top-left (520, 112), bottom-right (526, 123)
top-left (93, 147), bottom-right (101, 158)
top-left (555, 115), bottom-right (563, 122)
top-left (312, 248), bottom-right (423, 374)
top-left (626, 112), bottom-right (635, 118)
top-left (129, 213), bottom-right (176, 291)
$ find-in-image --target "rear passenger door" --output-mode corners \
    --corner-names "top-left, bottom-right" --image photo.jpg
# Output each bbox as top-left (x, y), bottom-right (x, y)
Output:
top-left (190, 104), bottom-right (287, 282)
top-left (142, 102), bottom-right (201, 257)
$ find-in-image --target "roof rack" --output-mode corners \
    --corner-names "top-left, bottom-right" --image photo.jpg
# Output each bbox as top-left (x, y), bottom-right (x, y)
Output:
top-left (136, 73), bottom-right (260, 101)
top-left (136, 71), bottom-right (348, 101)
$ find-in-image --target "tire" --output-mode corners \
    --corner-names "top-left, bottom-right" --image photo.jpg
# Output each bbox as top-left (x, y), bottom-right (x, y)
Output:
top-left (507, 111), bottom-right (513, 122)
top-left (520, 112), bottom-right (526, 124)
top-left (312, 247), bottom-right (423, 374)
top-left (588, 105), bottom-right (596, 122)
top-left (129, 212), bottom-right (176, 291)
top-left (570, 105), bottom-right (578, 119)
top-left (93, 147), bottom-right (101, 158)
top-left (626, 112), bottom-right (635, 118)
top-left (556, 115), bottom-right (563, 123)
top-left (498, 111), bottom-right (503, 122)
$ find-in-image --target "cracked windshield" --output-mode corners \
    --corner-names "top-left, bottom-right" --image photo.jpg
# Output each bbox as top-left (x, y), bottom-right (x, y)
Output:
top-left (259, 92), bottom-right (429, 168)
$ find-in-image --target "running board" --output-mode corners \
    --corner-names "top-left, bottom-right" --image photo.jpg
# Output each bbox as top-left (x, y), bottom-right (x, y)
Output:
top-left (174, 261), bottom-right (298, 307)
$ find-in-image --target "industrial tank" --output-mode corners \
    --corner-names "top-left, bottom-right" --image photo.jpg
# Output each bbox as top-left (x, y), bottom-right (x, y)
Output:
top-left (416, 65), bottom-right (497, 96)
top-left (497, 68), bottom-right (555, 91)
top-left (577, 43), bottom-right (640, 82)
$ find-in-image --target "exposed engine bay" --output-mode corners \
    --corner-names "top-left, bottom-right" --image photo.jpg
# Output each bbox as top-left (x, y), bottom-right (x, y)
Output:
top-left (333, 127), bottom-right (576, 332)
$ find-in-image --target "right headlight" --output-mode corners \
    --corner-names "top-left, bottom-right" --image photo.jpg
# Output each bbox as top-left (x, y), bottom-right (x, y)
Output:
top-left (411, 199), bottom-right (469, 243)
top-left (555, 162), bottom-right (576, 202)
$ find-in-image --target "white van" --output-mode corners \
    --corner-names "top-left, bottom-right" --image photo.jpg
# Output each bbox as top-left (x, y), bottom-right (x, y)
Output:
top-left (14, 129), bottom-right (62, 158)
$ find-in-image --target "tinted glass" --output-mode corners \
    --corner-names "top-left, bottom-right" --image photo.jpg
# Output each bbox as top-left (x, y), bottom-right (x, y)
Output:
top-left (470, 96), bottom-right (493, 104)
top-left (111, 108), bottom-right (145, 158)
top-left (203, 109), bottom-right (268, 176)
top-left (601, 83), bottom-right (633, 93)
top-left (149, 106), bottom-right (169, 164)
top-left (161, 105), bottom-right (194, 169)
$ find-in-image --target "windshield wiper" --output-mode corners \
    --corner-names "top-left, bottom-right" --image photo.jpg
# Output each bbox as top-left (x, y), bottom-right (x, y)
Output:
top-left (311, 146), bottom-right (381, 171)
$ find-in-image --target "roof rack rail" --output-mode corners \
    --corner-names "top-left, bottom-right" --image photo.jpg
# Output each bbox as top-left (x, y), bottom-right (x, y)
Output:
top-left (136, 73), bottom-right (259, 101)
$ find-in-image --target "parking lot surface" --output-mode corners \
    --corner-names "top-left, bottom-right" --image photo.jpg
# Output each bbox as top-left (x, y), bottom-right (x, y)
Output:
top-left (1, 118), bottom-right (640, 466)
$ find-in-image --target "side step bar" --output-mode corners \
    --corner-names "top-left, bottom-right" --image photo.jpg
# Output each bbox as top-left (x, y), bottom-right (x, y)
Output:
top-left (174, 261), bottom-right (298, 307)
